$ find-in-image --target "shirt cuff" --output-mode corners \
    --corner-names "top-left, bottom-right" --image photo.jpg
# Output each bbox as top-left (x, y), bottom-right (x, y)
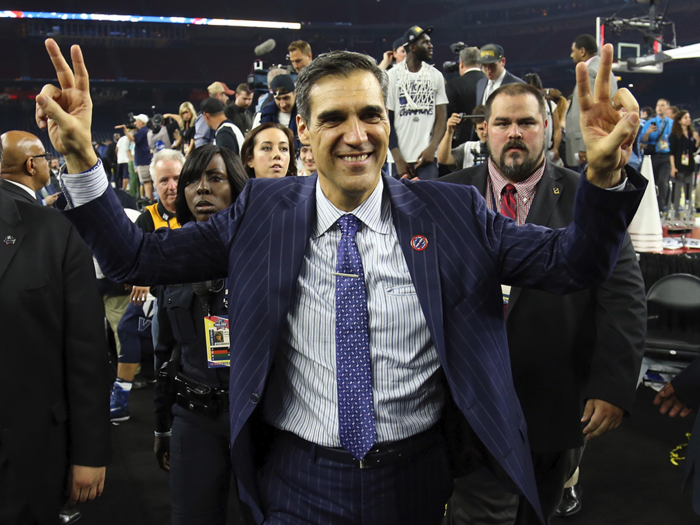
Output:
top-left (583, 166), bottom-right (628, 192)
top-left (59, 159), bottom-right (110, 208)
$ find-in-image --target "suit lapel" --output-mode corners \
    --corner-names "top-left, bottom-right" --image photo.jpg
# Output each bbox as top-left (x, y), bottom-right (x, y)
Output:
top-left (507, 164), bottom-right (563, 315)
top-left (0, 180), bottom-right (37, 205)
top-left (0, 190), bottom-right (24, 283)
top-left (385, 177), bottom-right (446, 359)
top-left (267, 176), bottom-right (316, 353)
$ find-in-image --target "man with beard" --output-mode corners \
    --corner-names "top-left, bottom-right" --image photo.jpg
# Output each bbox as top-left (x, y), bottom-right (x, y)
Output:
top-left (387, 25), bottom-right (448, 180)
top-left (441, 82), bottom-right (646, 525)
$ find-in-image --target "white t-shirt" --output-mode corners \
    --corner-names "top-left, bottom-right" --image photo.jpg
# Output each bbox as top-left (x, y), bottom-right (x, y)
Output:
top-left (116, 135), bottom-right (131, 164)
top-left (451, 140), bottom-right (485, 169)
top-left (387, 62), bottom-right (448, 163)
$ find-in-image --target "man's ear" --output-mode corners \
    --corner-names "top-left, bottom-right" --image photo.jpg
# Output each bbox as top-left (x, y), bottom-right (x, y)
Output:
top-left (25, 157), bottom-right (36, 176)
top-left (297, 114), bottom-right (309, 144)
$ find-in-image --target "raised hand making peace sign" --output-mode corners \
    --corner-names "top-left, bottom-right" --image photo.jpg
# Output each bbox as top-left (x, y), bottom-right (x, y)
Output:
top-left (35, 38), bottom-right (97, 174)
top-left (577, 43), bottom-right (640, 188)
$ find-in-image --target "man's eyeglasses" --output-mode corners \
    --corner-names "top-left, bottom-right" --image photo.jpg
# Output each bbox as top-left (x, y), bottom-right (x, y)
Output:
top-left (30, 152), bottom-right (52, 162)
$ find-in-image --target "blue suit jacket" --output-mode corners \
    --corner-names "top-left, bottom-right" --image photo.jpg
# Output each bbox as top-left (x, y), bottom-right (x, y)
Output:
top-left (475, 70), bottom-right (525, 108)
top-left (64, 171), bottom-right (645, 524)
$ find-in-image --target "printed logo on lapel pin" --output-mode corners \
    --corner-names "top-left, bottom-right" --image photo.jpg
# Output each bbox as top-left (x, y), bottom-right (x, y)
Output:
top-left (3, 236), bottom-right (16, 245)
top-left (553, 187), bottom-right (560, 195)
top-left (410, 235), bottom-right (428, 251)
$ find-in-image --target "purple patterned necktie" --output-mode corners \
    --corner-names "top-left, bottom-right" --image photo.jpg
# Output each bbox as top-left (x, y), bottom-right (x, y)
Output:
top-left (501, 184), bottom-right (518, 221)
top-left (335, 214), bottom-right (377, 460)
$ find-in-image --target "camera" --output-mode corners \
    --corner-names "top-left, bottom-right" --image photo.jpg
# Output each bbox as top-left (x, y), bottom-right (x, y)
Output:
top-left (470, 142), bottom-right (489, 166)
top-left (443, 42), bottom-right (469, 73)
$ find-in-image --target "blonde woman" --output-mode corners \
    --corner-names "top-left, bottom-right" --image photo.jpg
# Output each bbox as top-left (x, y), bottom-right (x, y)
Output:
top-left (165, 101), bottom-right (197, 155)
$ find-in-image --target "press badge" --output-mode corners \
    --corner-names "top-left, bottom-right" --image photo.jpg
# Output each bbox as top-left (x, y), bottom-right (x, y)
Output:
top-left (682, 154), bottom-right (690, 166)
top-left (658, 139), bottom-right (669, 151)
top-left (204, 316), bottom-right (230, 368)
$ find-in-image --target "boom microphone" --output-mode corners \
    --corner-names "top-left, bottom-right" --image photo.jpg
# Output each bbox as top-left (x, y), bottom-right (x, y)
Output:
top-left (254, 39), bottom-right (276, 56)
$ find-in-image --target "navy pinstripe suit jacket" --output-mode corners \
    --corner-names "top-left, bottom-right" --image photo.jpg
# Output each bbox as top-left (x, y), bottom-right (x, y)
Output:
top-left (65, 170), bottom-right (644, 524)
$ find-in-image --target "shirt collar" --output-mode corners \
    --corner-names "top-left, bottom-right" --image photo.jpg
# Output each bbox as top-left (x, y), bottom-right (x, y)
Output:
top-left (314, 175), bottom-right (390, 238)
top-left (486, 157), bottom-right (546, 204)
top-left (3, 179), bottom-right (37, 200)
top-left (464, 67), bottom-right (482, 73)
top-left (490, 69), bottom-right (507, 86)
top-left (157, 201), bottom-right (177, 221)
top-left (584, 56), bottom-right (596, 66)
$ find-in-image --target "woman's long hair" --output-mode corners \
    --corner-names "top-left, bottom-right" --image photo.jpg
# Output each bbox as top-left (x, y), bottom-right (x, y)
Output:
top-left (671, 110), bottom-right (695, 139)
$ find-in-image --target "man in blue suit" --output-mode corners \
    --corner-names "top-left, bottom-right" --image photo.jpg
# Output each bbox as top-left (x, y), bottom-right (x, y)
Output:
top-left (38, 39), bottom-right (644, 524)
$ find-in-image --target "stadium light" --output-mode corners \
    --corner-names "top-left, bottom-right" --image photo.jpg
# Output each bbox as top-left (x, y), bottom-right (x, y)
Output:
top-left (0, 10), bottom-right (302, 30)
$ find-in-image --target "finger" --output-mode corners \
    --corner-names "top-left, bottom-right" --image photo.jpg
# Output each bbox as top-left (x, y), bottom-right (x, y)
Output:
top-left (586, 417), bottom-right (610, 440)
top-left (35, 84), bottom-right (63, 129)
top-left (600, 111), bottom-right (640, 154)
top-left (681, 407), bottom-right (693, 417)
top-left (70, 44), bottom-right (90, 92)
top-left (36, 88), bottom-right (74, 129)
top-left (581, 399), bottom-right (594, 423)
top-left (45, 38), bottom-right (75, 90)
top-left (669, 400), bottom-right (686, 418)
top-left (575, 61), bottom-right (593, 113)
top-left (660, 396), bottom-right (676, 414)
top-left (593, 44), bottom-right (614, 104)
top-left (612, 88), bottom-right (639, 116)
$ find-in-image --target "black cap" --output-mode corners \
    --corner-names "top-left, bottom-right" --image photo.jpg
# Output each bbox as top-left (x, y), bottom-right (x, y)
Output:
top-left (402, 25), bottom-right (433, 49)
top-left (478, 44), bottom-right (505, 64)
top-left (392, 37), bottom-right (406, 52)
top-left (200, 97), bottom-right (225, 114)
top-left (270, 75), bottom-right (295, 95)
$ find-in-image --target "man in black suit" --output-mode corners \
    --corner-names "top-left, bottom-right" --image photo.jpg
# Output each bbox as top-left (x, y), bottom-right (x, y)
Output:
top-left (0, 131), bottom-right (57, 205)
top-left (446, 46), bottom-right (486, 147)
top-left (441, 82), bottom-right (647, 525)
top-left (475, 44), bottom-right (524, 108)
top-left (0, 134), bottom-right (111, 524)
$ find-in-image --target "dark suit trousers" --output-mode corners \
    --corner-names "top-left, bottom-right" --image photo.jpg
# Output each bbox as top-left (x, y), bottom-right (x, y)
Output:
top-left (444, 447), bottom-right (583, 525)
top-left (259, 431), bottom-right (452, 525)
top-left (651, 154), bottom-right (672, 210)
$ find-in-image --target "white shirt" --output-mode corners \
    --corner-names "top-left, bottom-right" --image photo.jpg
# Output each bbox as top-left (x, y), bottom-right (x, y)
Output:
top-left (387, 63), bottom-right (449, 163)
top-left (264, 176), bottom-right (443, 446)
top-left (482, 68), bottom-right (507, 104)
top-left (3, 179), bottom-right (37, 200)
top-left (116, 135), bottom-right (131, 164)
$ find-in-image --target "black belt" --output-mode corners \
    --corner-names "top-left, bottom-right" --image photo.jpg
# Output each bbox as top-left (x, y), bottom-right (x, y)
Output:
top-left (174, 373), bottom-right (228, 419)
top-left (281, 426), bottom-right (440, 469)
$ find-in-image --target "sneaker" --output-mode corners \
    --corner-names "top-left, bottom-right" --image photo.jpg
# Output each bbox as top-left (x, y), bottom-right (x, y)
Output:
top-left (110, 383), bottom-right (130, 422)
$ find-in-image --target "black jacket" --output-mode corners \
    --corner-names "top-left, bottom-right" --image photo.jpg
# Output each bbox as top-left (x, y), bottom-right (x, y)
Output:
top-left (446, 69), bottom-right (486, 146)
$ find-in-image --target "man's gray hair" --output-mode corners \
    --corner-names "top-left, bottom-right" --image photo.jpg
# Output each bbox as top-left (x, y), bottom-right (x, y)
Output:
top-left (459, 47), bottom-right (480, 68)
top-left (295, 50), bottom-right (389, 124)
top-left (150, 148), bottom-right (185, 180)
top-left (266, 68), bottom-right (287, 87)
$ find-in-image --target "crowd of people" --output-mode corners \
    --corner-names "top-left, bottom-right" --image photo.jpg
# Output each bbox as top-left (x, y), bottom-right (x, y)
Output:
top-left (0, 23), bottom-right (697, 525)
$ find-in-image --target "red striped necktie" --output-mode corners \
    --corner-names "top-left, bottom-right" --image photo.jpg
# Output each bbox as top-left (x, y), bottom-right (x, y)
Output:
top-left (501, 184), bottom-right (517, 221)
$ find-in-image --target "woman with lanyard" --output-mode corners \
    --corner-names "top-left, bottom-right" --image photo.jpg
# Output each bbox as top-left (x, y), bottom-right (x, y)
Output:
top-left (669, 110), bottom-right (698, 217)
top-left (152, 144), bottom-right (253, 525)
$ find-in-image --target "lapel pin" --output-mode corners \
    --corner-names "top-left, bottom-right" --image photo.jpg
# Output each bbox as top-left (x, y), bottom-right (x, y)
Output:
top-left (3, 236), bottom-right (16, 245)
top-left (411, 235), bottom-right (428, 251)
top-left (553, 187), bottom-right (560, 195)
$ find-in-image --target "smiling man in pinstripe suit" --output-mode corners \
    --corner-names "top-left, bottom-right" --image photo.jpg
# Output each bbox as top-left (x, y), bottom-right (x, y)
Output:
top-left (40, 39), bottom-right (644, 525)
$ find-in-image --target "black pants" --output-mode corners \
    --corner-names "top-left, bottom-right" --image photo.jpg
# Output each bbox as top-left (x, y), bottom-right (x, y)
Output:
top-left (170, 404), bottom-right (253, 525)
top-left (0, 441), bottom-right (36, 525)
top-left (444, 446), bottom-right (584, 525)
top-left (651, 154), bottom-right (672, 211)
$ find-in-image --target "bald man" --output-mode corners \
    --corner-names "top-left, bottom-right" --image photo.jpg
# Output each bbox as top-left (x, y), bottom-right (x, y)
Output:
top-left (0, 133), bottom-right (111, 523)
top-left (0, 130), bottom-right (60, 206)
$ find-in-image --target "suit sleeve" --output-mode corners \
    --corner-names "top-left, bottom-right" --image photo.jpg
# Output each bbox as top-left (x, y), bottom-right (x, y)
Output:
top-left (493, 168), bottom-right (646, 292)
top-left (63, 225), bottom-right (112, 466)
top-left (581, 232), bottom-right (647, 413)
top-left (63, 181), bottom-right (252, 287)
top-left (672, 357), bottom-right (700, 411)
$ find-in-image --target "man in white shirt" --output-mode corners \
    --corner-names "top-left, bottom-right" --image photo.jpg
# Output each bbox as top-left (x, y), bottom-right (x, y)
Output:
top-left (475, 44), bottom-right (525, 108)
top-left (387, 25), bottom-right (448, 180)
top-left (115, 131), bottom-right (132, 191)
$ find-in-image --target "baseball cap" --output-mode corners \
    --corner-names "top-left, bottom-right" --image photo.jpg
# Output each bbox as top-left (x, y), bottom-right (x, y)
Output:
top-left (478, 44), bottom-right (505, 64)
top-left (401, 25), bottom-right (433, 48)
top-left (207, 81), bottom-right (235, 95)
top-left (134, 114), bottom-right (149, 124)
top-left (270, 75), bottom-right (295, 96)
top-left (392, 37), bottom-right (406, 52)
top-left (200, 98), bottom-right (225, 114)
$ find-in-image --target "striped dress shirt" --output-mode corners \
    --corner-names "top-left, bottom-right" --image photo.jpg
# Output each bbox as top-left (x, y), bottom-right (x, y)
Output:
top-left (264, 177), bottom-right (444, 446)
